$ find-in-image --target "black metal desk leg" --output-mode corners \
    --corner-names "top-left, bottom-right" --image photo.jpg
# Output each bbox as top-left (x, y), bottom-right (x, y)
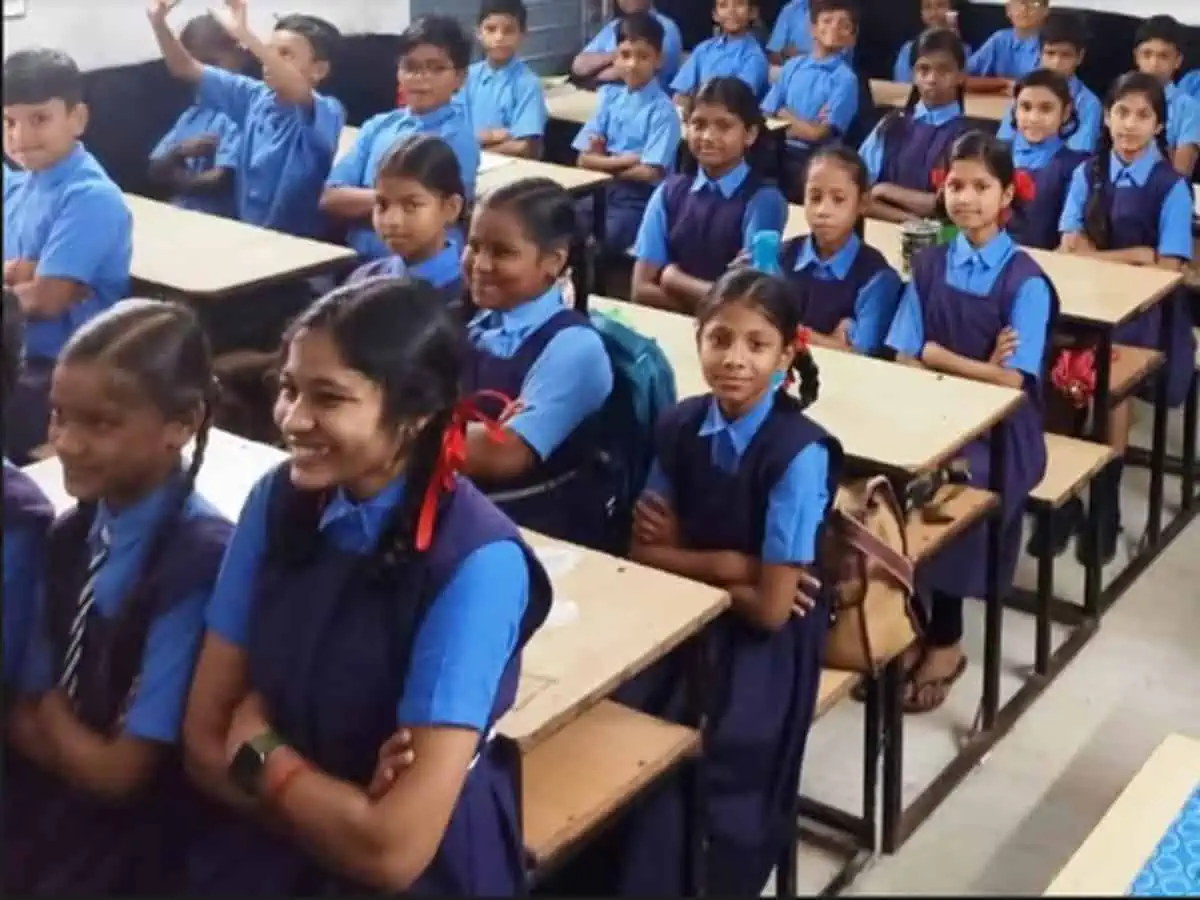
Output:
top-left (1084, 332), bottom-right (1113, 617)
top-left (982, 424), bottom-right (1007, 730)
top-left (1146, 299), bottom-right (1173, 544)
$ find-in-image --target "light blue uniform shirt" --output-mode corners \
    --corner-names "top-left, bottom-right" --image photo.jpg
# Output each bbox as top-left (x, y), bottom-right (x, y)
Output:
top-left (3, 459), bottom-right (48, 687)
top-left (1059, 144), bottom-right (1194, 261)
top-left (196, 66), bottom-right (344, 238)
top-left (2, 144), bottom-right (131, 361)
top-left (670, 33), bottom-right (770, 99)
top-left (791, 233), bottom-right (903, 353)
top-left (3, 162), bottom-right (28, 203)
top-left (892, 37), bottom-right (972, 83)
top-left (328, 103), bottom-right (480, 261)
top-left (967, 28), bottom-right (1041, 79)
top-left (762, 53), bottom-right (860, 149)
top-left (571, 81), bottom-right (681, 172)
top-left (767, 0), bottom-right (813, 58)
top-left (886, 230), bottom-right (1052, 377)
top-left (644, 389), bottom-right (831, 565)
top-left (346, 241), bottom-right (462, 287)
top-left (859, 100), bottom-right (963, 184)
top-left (467, 285), bottom-right (614, 460)
top-left (1180, 70), bottom-right (1200, 102)
top-left (995, 74), bottom-right (1101, 154)
top-left (582, 8), bottom-right (684, 87)
top-left (462, 57), bottom-right (548, 140)
top-left (149, 104), bottom-right (242, 217)
top-left (1010, 132), bottom-right (1064, 170)
top-left (1164, 82), bottom-right (1200, 152)
top-left (633, 161), bottom-right (788, 267)
top-left (206, 473), bottom-right (529, 732)
top-left (20, 483), bottom-right (227, 743)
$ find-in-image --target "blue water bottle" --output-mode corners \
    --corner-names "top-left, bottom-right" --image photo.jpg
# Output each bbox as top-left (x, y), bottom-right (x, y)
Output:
top-left (750, 229), bottom-right (782, 274)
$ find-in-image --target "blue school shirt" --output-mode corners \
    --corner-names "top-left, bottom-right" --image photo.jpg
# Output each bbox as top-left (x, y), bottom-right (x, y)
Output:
top-left (1058, 144), bottom-right (1194, 260)
top-left (346, 241), bottom-right (461, 287)
top-left (762, 53), bottom-right (860, 150)
top-left (196, 66), bottom-right (344, 238)
top-left (1010, 132), bottom-right (1064, 170)
top-left (19, 484), bottom-right (226, 743)
top-left (570, 81), bottom-right (681, 173)
top-left (582, 8), bottom-right (684, 87)
top-left (633, 161), bottom-right (787, 265)
top-left (466, 284), bottom-right (614, 460)
top-left (206, 472), bottom-right (529, 731)
top-left (644, 389), bottom-right (830, 565)
top-left (670, 33), bottom-right (770, 99)
top-left (1164, 82), bottom-right (1200, 152)
top-left (1180, 70), bottom-right (1200, 101)
top-left (3, 459), bottom-right (47, 686)
top-left (967, 29), bottom-right (1041, 79)
top-left (149, 104), bottom-right (241, 217)
top-left (2, 144), bottom-right (131, 362)
top-left (327, 103), bottom-right (480, 261)
top-left (886, 230), bottom-right (1052, 376)
top-left (995, 75), bottom-right (1101, 153)
top-left (791, 233), bottom-right (902, 353)
top-left (463, 57), bottom-right (548, 140)
top-left (892, 38), bottom-right (973, 83)
top-left (859, 100), bottom-right (963, 184)
top-left (3, 162), bottom-right (27, 203)
top-left (766, 0), bottom-right (812, 58)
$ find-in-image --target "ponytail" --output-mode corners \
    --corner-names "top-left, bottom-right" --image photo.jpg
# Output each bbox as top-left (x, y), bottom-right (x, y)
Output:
top-left (783, 344), bottom-right (820, 411)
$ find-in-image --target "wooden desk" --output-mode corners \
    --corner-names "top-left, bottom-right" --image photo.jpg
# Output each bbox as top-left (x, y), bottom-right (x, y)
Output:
top-left (477, 157), bottom-right (611, 197)
top-left (1045, 733), bottom-right (1200, 896)
top-left (870, 78), bottom-right (1011, 121)
top-left (544, 82), bottom-right (789, 133)
top-left (782, 206), bottom-right (1183, 328)
top-left (589, 296), bottom-right (1022, 474)
top-left (127, 195), bottom-right (356, 300)
top-left (335, 125), bottom-right (517, 178)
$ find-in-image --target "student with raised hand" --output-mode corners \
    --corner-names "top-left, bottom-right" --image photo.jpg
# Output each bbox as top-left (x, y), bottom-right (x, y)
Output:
top-left (323, 16), bottom-right (478, 261)
top-left (147, 12), bottom-right (245, 217)
top-left (148, 0), bottom-right (345, 239)
top-left (1131, 15), bottom-right (1200, 176)
top-left (4, 299), bottom-right (230, 894)
top-left (182, 277), bottom-right (551, 895)
top-left (2, 49), bottom-right (132, 466)
top-left (995, 10), bottom-right (1101, 154)
top-left (894, 0), bottom-right (970, 83)
top-left (967, 0), bottom-right (1050, 91)
top-left (671, 0), bottom-right (770, 103)
top-left (571, 0), bottom-right (684, 88)
top-left (463, 0), bottom-right (548, 159)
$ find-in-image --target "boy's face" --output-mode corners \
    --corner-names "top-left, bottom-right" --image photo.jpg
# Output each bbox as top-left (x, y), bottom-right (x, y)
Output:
top-left (1134, 39), bottom-right (1181, 84)
top-left (1040, 41), bottom-right (1082, 78)
top-left (478, 13), bottom-right (523, 63)
top-left (617, 0), bottom-right (653, 13)
top-left (1007, 0), bottom-right (1049, 34)
top-left (714, 0), bottom-right (755, 35)
top-left (811, 9), bottom-right (857, 53)
top-left (398, 44), bottom-right (466, 112)
top-left (269, 29), bottom-right (330, 88)
top-left (920, 0), bottom-right (954, 29)
top-left (615, 37), bottom-right (660, 88)
top-left (3, 97), bottom-right (87, 172)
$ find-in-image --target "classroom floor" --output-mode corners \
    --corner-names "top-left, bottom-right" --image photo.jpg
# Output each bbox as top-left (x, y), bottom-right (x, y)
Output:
top-left (787, 403), bottom-right (1200, 896)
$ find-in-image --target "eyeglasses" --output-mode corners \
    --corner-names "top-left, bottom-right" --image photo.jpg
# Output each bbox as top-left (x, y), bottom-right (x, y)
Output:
top-left (398, 60), bottom-right (457, 77)
top-left (1010, 0), bottom-right (1048, 8)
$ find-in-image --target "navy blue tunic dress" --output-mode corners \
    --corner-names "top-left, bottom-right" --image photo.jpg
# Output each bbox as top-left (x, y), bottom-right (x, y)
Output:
top-left (879, 114), bottom-right (971, 192)
top-left (1008, 147), bottom-right (1089, 251)
top-left (660, 170), bottom-right (765, 282)
top-left (780, 236), bottom-right (893, 338)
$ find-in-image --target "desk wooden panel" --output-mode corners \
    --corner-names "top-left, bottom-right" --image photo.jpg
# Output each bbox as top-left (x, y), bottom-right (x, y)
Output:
top-left (477, 157), bottom-right (611, 196)
top-left (783, 206), bottom-right (1182, 328)
top-left (544, 83), bottom-right (788, 133)
top-left (870, 79), bottom-right (1010, 121)
top-left (1045, 733), bottom-right (1200, 896)
top-left (127, 195), bottom-right (355, 299)
top-left (589, 296), bottom-right (1021, 474)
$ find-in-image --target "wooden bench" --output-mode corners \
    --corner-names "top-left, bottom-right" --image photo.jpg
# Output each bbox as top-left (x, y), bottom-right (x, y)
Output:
top-left (906, 485), bottom-right (999, 565)
top-left (1109, 344), bottom-right (1164, 402)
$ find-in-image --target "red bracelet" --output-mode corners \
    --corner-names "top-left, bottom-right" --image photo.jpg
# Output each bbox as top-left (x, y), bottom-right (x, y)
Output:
top-left (263, 750), bottom-right (310, 805)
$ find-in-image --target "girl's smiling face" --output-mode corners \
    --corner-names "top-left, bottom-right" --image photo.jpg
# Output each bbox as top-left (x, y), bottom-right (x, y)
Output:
top-left (943, 157), bottom-right (1013, 238)
top-left (1015, 84), bottom-right (1069, 144)
top-left (463, 205), bottom-right (567, 311)
top-left (687, 100), bottom-right (758, 175)
top-left (697, 299), bottom-right (793, 419)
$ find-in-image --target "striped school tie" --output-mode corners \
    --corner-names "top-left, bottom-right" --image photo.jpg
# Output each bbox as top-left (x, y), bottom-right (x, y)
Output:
top-left (59, 528), bottom-right (110, 702)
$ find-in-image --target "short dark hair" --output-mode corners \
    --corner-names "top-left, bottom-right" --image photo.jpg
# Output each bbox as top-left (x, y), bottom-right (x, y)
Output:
top-left (478, 0), bottom-right (528, 30)
top-left (180, 13), bottom-right (241, 58)
top-left (398, 16), bottom-right (473, 71)
top-left (616, 11), bottom-right (665, 53)
top-left (2, 48), bottom-right (83, 108)
top-left (1040, 10), bottom-right (1089, 52)
top-left (274, 14), bottom-right (341, 64)
top-left (810, 0), bottom-right (860, 28)
top-left (1134, 15), bottom-right (1185, 53)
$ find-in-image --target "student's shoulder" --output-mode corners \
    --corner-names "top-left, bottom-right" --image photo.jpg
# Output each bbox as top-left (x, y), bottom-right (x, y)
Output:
top-left (360, 108), bottom-right (411, 136)
top-left (181, 490), bottom-right (235, 529)
top-left (63, 150), bottom-right (130, 214)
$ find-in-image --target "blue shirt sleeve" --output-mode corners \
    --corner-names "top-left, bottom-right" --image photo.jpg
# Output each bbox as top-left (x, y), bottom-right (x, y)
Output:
top-left (35, 185), bottom-right (131, 288)
top-left (17, 596), bottom-right (54, 695)
top-left (1057, 162), bottom-right (1089, 235)
top-left (766, 5), bottom-right (799, 54)
top-left (640, 103), bottom-right (682, 169)
top-left (966, 33), bottom-right (1001, 77)
top-left (509, 75), bottom-right (548, 139)
top-left (824, 71), bottom-right (860, 134)
top-left (670, 47), bottom-right (701, 95)
top-left (760, 59), bottom-right (794, 115)
top-left (204, 476), bottom-right (273, 647)
top-left (741, 185), bottom-right (789, 250)
top-left (1006, 276), bottom-right (1052, 377)
top-left (582, 23), bottom-right (615, 55)
top-left (148, 113), bottom-right (187, 162)
top-left (212, 117), bottom-right (242, 170)
top-left (306, 93), bottom-right (347, 159)
top-left (660, 18), bottom-right (684, 85)
top-left (1158, 180), bottom-right (1195, 260)
top-left (3, 525), bottom-right (44, 686)
top-left (762, 442), bottom-right (830, 565)
top-left (507, 326), bottom-right (615, 459)
top-left (893, 40), bottom-right (914, 83)
top-left (745, 50), bottom-right (770, 99)
top-left (1172, 95), bottom-right (1200, 149)
top-left (326, 112), bottom-right (386, 189)
top-left (395, 540), bottom-right (529, 731)
top-left (996, 105), bottom-right (1016, 142)
top-left (1069, 94), bottom-right (1100, 153)
top-left (850, 267), bottom-right (903, 353)
top-left (641, 457), bottom-right (674, 503)
top-left (123, 587), bottom-right (209, 743)
top-left (196, 65), bottom-right (262, 125)
top-left (571, 91), bottom-right (610, 151)
top-left (885, 280), bottom-right (926, 356)
top-left (858, 120), bottom-right (886, 184)
top-left (632, 182), bottom-right (671, 265)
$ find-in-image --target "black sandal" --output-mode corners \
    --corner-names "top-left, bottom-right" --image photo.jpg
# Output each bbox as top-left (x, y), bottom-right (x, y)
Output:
top-left (850, 646), bottom-right (925, 703)
top-left (902, 654), bottom-right (968, 714)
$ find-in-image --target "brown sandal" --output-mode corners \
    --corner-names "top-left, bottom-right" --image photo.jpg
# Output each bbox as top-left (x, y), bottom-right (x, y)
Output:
top-left (902, 654), bottom-right (968, 714)
top-left (851, 646), bottom-right (925, 703)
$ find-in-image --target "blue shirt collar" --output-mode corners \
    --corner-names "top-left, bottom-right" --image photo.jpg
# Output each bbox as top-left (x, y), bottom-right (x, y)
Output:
top-left (91, 470), bottom-right (185, 551)
top-left (913, 100), bottom-right (962, 125)
top-left (1165, 81), bottom-right (1181, 103)
top-left (319, 474), bottom-right (407, 545)
top-left (470, 283), bottom-right (565, 333)
top-left (405, 102), bottom-right (457, 128)
top-left (1012, 132), bottom-right (1063, 170)
top-left (698, 389), bottom-right (776, 458)
top-left (409, 242), bottom-right (462, 288)
top-left (793, 232), bottom-right (861, 279)
top-left (803, 52), bottom-right (846, 71)
top-left (1067, 75), bottom-right (1086, 98)
top-left (29, 142), bottom-right (86, 186)
top-left (714, 32), bottom-right (755, 48)
top-left (693, 160), bottom-right (750, 198)
top-left (1108, 143), bottom-right (1163, 187)
top-left (947, 230), bottom-right (1014, 271)
top-left (1010, 29), bottom-right (1040, 50)
top-left (478, 57), bottom-right (521, 80)
top-left (620, 78), bottom-right (667, 102)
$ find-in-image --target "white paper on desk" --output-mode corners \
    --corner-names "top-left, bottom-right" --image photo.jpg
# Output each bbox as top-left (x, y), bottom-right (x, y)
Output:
top-left (479, 153), bottom-right (517, 174)
top-left (531, 544), bottom-right (580, 578)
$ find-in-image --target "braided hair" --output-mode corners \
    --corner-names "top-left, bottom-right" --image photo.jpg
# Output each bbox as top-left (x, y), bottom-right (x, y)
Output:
top-left (697, 268), bottom-right (821, 411)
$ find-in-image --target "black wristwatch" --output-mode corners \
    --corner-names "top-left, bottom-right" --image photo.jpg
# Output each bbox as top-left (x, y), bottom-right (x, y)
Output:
top-left (229, 730), bottom-right (286, 797)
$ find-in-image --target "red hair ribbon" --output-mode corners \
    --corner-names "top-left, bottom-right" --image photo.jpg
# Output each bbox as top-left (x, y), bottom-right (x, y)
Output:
top-left (1013, 169), bottom-right (1038, 204)
top-left (930, 167), bottom-right (947, 191)
top-left (414, 390), bottom-right (522, 552)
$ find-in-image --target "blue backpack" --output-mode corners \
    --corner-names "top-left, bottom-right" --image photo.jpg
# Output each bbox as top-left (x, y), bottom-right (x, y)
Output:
top-left (589, 308), bottom-right (678, 550)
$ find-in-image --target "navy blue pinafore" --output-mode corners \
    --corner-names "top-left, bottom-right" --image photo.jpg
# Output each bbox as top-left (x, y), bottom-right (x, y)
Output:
top-left (1008, 148), bottom-right (1089, 251)
top-left (465, 308), bottom-right (616, 552)
top-left (910, 246), bottom-right (1057, 598)
top-left (660, 170), bottom-right (764, 282)
top-left (880, 114), bottom-right (970, 191)
top-left (2, 464), bottom-right (54, 696)
top-left (780, 237), bottom-right (892, 342)
top-left (187, 466), bottom-right (551, 895)
top-left (2, 503), bottom-right (231, 896)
